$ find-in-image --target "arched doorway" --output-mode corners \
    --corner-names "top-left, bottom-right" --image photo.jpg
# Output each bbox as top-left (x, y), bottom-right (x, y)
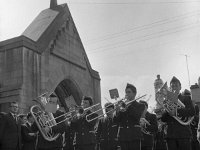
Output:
top-left (54, 79), bottom-right (82, 112)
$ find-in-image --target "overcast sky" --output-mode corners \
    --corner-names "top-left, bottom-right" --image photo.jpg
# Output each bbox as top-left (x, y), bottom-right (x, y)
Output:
top-left (1, 0), bottom-right (200, 110)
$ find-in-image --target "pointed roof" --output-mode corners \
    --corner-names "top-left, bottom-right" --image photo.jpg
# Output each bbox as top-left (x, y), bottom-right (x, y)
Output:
top-left (21, 3), bottom-right (100, 80)
top-left (22, 8), bottom-right (59, 42)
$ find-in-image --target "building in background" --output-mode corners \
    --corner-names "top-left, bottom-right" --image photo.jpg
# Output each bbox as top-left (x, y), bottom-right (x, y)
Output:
top-left (0, 0), bottom-right (101, 113)
top-left (190, 82), bottom-right (200, 106)
top-left (154, 74), bottom-right (164, 110)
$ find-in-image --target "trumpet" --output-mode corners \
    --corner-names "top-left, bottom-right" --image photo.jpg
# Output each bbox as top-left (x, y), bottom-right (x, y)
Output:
top-left (86, 94), bottom-right (147, 122)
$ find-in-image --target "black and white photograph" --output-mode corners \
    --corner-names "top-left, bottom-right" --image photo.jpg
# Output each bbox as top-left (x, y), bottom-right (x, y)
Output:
top-left (0, 0), bottom-right (200, 150)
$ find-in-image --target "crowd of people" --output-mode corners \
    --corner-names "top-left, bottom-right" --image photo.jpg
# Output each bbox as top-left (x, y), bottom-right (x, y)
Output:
top-left (0, 76), bottom-right (200, 150)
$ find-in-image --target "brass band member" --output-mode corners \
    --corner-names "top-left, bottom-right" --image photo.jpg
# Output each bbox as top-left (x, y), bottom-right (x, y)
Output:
top-left (160, 76), bottom-right (195, 150)
top-left (154, 109), bottom-right (167, 150)
top-left (197, 109), bottom-right (200, 143)
top-left (32, 94), bottom-right (66, 150)
top-left (115, 83), bottom-right (145, 150)
top-left (140, 100), bottom-right (158, 150)
top-left (190, 104), bottom-right (200, 150)
top-left (96, 102), bottom-right (119, 150)
top-left (64, 116), bottom-right (75, 150)
top-left (71, 96), bottom-right (98, 150)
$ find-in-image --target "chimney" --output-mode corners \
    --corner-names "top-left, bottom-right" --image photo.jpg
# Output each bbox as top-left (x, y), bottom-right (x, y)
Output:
top-left (50, 0), bottom-right (57, 8)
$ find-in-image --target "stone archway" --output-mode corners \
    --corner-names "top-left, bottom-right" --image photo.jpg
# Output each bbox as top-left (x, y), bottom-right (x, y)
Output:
top-left (54, 79), bottom-right (82, 111)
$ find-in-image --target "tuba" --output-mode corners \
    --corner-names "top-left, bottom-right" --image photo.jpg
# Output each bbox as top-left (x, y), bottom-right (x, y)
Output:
top-left (30, 92), bottom-right (60, 141)
top-left (156, 82), bottom-right (194, 125)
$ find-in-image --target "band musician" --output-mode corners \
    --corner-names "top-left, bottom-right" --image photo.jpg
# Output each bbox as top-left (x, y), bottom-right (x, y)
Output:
top-left (190, 104), bottom-right (200, 150)
top-left (31, 93), bottom-right (67, 150)
top-left (140, 100), bottom-right (158, 150)
top-left (70, 96), bottom-right (98, 150)
top-left (96, 102), bottom-right (119, 150)
top-left (160, 76), bottom-right (195, 150)
top-left (115, 83), bottom-right (145, 150)
top-left (197, 108), bottom-right (200, 143)
top-left (154, 109), bottom-right (167, 150)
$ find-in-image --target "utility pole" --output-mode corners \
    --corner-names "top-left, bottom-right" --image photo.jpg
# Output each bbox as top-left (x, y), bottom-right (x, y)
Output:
top-left (180, 54), bottom-right (191, 87)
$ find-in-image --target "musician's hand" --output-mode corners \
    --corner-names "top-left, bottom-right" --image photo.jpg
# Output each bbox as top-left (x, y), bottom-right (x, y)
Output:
top-left (116, 100), bottom-right (126, 112)
top-left (140, 118), bottom-right (146, 127)
top-left (168, 109), bottom-right (177, 116)
top-left (43, 126), bottom-right (51, 133)
top-left (28, 133), bottom-right (37, 137)
top-left (140, 118), bottom-right (150, 127)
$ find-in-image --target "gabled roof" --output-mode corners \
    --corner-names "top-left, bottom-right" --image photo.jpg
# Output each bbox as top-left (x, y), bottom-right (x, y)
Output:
top-left (22, 4), bottom-right (68, 52)
top-left (0, 3), bottom-right (100, 80)
top-left (22, 9), bottom-right (59, 42)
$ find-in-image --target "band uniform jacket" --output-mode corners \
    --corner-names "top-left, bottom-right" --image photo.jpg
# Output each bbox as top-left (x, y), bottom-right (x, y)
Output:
top-left (21, 122), bottom-right (36, 150)
top-left (96, 115), bottom-right (119, 149)
top-left (141, 112), bottom-right (158, 147)
top-left (71, 110), bottom-right (98, 146)
top-left (155, 122), bottom-right (167, 150)
top-left (190, 114), bottom-right (199, 141)
top-left (161, 94), bottom-right (195, 139)
top-left (0, 112), bottom-right (22, 150)
top-left (32, 110), bottom-right (66, 149)
top-left (116, 100), bottom-right (145, 141)
top-left (63, 122), bottom-right (75, 150)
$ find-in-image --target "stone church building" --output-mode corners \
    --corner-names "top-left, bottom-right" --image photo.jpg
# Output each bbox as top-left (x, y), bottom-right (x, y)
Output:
top-left (0, 0), bottom-right (101, 113)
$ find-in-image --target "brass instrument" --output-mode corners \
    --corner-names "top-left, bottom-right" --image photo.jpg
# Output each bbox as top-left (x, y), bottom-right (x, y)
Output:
top-left (86, 94), bottom-right (147, 122)
top-left (30, 92), bottom-right (60, 141)
top-left (156, 82), bottom-right (194, 125)
top-left (72, 103), bottom-right (100, 119)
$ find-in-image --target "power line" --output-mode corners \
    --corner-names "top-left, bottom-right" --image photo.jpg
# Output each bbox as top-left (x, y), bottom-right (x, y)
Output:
top-left (85, 10), bottom-right (200, 44)
top-left (67, 1), bottom-right (200, 5)
top-left (87, 22), bottom-right (199, 53)
top-left (90, 33), bottom-right (199, 70)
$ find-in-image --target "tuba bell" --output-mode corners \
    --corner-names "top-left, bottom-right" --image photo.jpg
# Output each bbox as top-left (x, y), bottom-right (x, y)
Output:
top-left (156, 82), bottom-right (194, 125)
top-left (30, 92), bottom-right (60, 141)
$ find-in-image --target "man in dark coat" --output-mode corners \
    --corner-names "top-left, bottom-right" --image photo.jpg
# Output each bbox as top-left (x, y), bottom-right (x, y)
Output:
top-left (161, 76), bottom-right (195, 150)
top-left (0, 101), bottom-right (22, 150)
top-left (63, 121), bottom-right (75, 150)
top-left (115, 83), bottom-right (145, 150)
top-left (71, 96), bottom-right (98, 150)
top-left (140, 100), bottom-right (158, 150)
top-left (21, 113), bottom-right (37, 150)
top-left (96, 102), bottom-right (119, 150)
top-left (154, 109), bottom-right (167, 150)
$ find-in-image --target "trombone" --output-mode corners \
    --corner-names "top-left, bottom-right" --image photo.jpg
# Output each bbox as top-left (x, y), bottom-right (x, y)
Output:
top-left (86, 94), bottom-right (147, 122)
top-left (45, 103), bottom-right (100, 127)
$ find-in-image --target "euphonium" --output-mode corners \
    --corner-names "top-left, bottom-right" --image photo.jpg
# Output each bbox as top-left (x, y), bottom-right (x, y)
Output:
top-left (30, 93), bottom-right (60, 141)
top-left (156, 82), bottom-right (194, 125)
